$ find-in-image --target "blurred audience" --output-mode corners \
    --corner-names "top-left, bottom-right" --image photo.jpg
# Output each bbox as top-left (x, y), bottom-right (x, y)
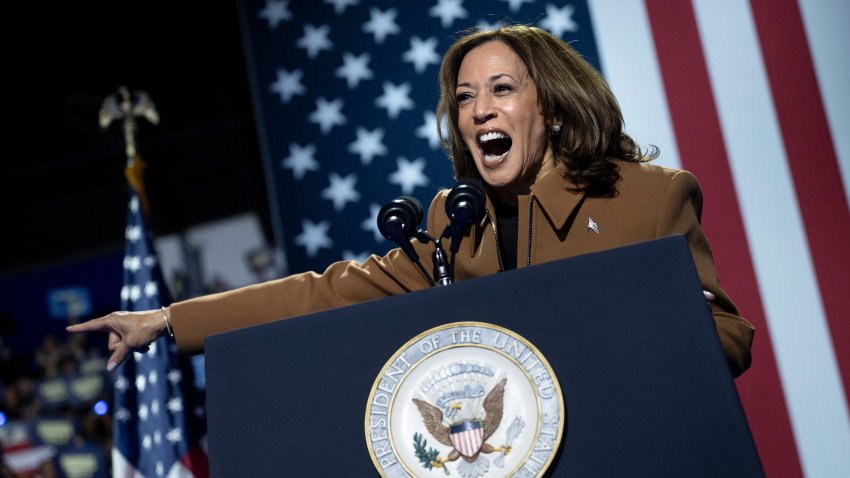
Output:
top-left (1, 331), bottom-right (110, 478)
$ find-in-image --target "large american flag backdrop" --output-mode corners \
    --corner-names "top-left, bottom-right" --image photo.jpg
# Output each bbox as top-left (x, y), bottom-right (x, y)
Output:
top-left (238, 1), bottom-right (849, 476)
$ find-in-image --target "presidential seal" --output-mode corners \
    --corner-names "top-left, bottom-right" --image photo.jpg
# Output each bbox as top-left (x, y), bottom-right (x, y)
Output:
top-left (365, 322), bottom-right (564, 478)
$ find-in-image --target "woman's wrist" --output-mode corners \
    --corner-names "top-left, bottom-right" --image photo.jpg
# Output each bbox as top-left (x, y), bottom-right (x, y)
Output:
top-left (160, 306), bottom-right (174, 338)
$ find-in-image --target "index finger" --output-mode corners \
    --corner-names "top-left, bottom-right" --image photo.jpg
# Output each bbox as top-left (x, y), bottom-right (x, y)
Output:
top-left (66, 315), bottom-right (114, 334)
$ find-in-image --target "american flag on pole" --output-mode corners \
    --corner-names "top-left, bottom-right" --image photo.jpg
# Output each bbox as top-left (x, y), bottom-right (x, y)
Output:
top-left (112, 176), bottom-right (208, 477)
top-left (239, 1), bottom-right (850, 476)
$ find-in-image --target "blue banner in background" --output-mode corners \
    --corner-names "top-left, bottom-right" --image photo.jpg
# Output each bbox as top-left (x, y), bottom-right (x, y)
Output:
top-left (47, 287), bottom-right (92, 320)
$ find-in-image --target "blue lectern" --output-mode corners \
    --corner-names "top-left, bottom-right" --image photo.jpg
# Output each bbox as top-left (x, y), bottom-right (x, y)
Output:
top-left (204, 236), bottom-right (763, 477)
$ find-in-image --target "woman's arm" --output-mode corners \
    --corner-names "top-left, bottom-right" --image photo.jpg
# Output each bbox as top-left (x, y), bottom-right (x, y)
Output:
top-left (655, 170), bottom-right (755, 377)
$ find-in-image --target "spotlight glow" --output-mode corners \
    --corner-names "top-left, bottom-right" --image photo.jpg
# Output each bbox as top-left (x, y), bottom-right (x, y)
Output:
top-left (93, 400), bottom-right (109, 416)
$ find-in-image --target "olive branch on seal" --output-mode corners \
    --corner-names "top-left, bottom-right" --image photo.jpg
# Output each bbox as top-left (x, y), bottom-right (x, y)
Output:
top-left (413, 432), bottom-right (449, 475)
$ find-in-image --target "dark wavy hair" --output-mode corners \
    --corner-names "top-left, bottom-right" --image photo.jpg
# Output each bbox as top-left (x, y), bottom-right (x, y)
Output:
top-left (437, 25), bottom-right (655, 197)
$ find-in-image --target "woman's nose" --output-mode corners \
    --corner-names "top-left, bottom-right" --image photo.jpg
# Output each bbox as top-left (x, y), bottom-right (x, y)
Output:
top-left (472, 94), bottom-right (496, 124)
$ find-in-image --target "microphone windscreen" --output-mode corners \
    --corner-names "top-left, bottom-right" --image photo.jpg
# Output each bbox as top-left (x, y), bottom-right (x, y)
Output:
top-left (377, 196), bottom-right (424, 240)
top-left (445, 178), bottom-right (486, 225)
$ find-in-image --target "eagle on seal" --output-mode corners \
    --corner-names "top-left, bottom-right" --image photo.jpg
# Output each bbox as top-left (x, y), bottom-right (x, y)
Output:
top-left (412, 377), bottom-right (507, 470)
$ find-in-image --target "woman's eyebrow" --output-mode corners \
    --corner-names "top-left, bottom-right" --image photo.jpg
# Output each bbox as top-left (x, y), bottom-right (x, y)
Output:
top-left (456, 73), bottom-right (517, 89)
top-left (488, 73), bottom-right (516, 82)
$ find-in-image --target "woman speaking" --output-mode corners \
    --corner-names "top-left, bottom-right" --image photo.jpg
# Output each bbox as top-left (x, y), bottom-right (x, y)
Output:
top-left (68, 25), bottom-right (754, 377)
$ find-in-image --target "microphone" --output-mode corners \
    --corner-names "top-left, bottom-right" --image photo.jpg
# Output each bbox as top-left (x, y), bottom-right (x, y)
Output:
top-left (377, 196), bottom-right (436, 287)
top-left (443, 178), bottom-right (487, 255)
top-left (378, 196), bottom-right (424, 262)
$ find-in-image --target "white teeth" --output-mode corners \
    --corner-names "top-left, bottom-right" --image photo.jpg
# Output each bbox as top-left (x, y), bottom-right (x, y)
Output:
top-left (478, 131), bottom-right (507, 143)
top-left (484, 152), bottom-right (508, 163)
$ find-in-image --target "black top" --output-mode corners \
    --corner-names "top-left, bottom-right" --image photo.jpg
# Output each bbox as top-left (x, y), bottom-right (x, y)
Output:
top-left (495, 201), bottom-right (519, 270)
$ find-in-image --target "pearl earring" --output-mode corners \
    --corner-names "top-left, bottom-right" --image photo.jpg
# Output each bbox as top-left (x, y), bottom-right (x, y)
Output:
top-left (552, 123), bottom-right (562, 133)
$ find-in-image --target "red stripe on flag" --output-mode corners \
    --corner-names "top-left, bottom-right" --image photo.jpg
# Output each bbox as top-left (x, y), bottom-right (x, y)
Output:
top-left (181, 444), bottom-right (209, 478)
top-left (644, 1), bottom-right (802, 476)
top-left (750, 0), bottom-right (850, 409)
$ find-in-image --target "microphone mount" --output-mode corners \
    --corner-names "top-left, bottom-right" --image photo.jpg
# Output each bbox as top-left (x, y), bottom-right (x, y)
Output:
top-left (377, 179), bottom-right (486, 288)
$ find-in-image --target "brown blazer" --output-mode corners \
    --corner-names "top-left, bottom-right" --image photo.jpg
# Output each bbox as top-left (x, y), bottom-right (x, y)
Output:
top-left (170, 160), bottom-right (754, 376)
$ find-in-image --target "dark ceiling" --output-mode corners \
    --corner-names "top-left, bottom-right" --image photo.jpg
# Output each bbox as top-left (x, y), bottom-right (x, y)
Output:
top-left (1, 2), bottom-right (270, 276)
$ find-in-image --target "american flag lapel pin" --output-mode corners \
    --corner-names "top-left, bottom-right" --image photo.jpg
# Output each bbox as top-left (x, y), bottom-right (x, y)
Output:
top-left (587, 217), bottom-right (599, 234)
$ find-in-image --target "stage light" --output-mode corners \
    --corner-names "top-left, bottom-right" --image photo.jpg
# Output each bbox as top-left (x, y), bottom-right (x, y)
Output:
top-left (93, 400), bottom-right (109, 416)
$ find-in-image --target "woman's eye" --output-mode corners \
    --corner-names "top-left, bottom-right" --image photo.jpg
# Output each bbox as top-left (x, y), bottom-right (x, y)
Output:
top-left (494, 84), bottom-right (514, 94)
top-left (456, 92), bottom-right (472, 104)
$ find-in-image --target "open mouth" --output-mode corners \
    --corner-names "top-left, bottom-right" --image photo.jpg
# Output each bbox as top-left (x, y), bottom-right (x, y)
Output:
top-left (477, 130), bottom-right (512, 164)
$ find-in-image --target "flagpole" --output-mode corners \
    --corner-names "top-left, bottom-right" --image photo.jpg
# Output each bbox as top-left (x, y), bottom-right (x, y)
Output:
top-left (98, 86), bottom-right (209, 478)
top-left (98, 86), bottom-right (160, 216)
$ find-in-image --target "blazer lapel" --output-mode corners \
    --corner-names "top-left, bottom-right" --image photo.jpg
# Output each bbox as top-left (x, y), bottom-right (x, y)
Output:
top-left (466, 165), bottom-right (587, 256)
top-left (530, 164), bottom-right (587, 231)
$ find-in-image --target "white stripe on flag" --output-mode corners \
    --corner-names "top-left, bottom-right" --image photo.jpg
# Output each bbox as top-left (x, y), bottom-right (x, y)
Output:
top-left (692, 2), bottom-right (850, 477)
top-left (587, 0), bottom-right (681, 169)
top-left (166, 460), bottom-right (197, 478)
top-left (4, 445), bottom-right (55, 474)
top-left (112, 448), bottom-right (145, 478)
top-left (797, 0), bottom-right (850, 209)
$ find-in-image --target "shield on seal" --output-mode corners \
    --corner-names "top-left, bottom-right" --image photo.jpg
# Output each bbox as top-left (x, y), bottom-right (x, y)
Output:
top-left (450, 420), bottom-right (484, 458)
